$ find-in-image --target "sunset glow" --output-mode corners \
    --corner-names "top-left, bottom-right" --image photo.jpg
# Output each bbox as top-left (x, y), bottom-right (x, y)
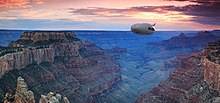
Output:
top-left (0, 0), bottom-right (219, 30)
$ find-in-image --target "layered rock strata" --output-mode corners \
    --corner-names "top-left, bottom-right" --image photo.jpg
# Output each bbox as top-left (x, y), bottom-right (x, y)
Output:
top-left (0, 48), bottom-right (54, 77)
top-left (39, 92), bottom-right (70, 103)
top-left (202, 41), bottom-right (220, 93)
top-left (0, 31), bottom-right (121, 102)
top-left (136, 40), bottom-right (220, 103)
top-left (14, 77), bottom-right (35, 103)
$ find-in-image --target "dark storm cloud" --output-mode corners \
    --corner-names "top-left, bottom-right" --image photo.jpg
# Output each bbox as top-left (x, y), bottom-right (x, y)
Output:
top-left (69, 0), bottom-right (220, 25)
top-left (164, 0), bottom-right (220, 25)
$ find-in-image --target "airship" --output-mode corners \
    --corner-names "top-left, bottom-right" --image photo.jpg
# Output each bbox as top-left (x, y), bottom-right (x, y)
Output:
top-left (131, 23), bottom-right (156, 35)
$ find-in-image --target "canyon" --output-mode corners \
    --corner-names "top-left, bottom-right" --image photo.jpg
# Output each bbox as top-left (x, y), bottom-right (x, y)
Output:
top-left (136, 40), bottom-right (220, 102)
top-left (0, 30), bottom-right (220, 103)
top-left (0, 31), bottom-right (121, 102)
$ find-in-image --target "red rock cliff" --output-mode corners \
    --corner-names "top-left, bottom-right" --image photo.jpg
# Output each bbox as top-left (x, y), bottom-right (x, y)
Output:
top-left (0, 47), bottom-right (54, 77)
top-left (202, 41), bottom-right (220, 93)
top-left (0, 31), bottom-right (82, 77)
top-left (0, 31), bottom-right (121, 103)
top-left (19, 31), bottom-right (76, 43)
top-left (136, 40), bottom-right (220, 103)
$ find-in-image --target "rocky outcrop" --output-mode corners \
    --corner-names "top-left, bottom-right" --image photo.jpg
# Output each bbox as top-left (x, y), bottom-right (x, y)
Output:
top-left (155, 31), bottom-right (220, 50)
top-left (202, 41), bottom-right (220, 93)
top-left (39, 92), bottom-right (70, 103)
top-left (136, 55), bottom-right (218, 103)
top-left (3, 77), bottom-right (70, 103)
top-left (52, 43), bottom-right (81, 57)
top-left (0, 48), bottom-right (54, 77)
top-left (19, 31), bottom-right (76, 43)
top-left (0, 31), bottom-right (81, 77)
top-left (0, 31), bottom-right (121, 102)
top-left (136, 40), bottom-right (220, 103)
top-left (3, 92), bottom-right (15, 103)
top-left (14, 77), bottom-right (35, 103)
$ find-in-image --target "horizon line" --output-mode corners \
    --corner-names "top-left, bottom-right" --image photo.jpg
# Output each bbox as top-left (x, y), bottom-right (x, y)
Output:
top-left (0, 28), bottom-right (219, 32)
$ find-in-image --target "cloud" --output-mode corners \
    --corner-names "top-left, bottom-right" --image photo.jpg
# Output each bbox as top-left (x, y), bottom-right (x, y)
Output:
top-left (34, 0), bottom-right (44, 4)
top-left (0, 0), bottom-right (45, 9)
top-left (69, 7), bottom-right (132, 17)
top-left (69, 6), bottom-right (175, 19)
top-left (164, 0), bottom-right (220, 25)
top-left (69, 0), bottom-right (220, 25)
top-left (0, 0), bottom-right (30, 8)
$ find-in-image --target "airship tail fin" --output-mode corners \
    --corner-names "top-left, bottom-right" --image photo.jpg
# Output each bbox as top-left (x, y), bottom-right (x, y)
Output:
top-left (152, 23), bottom-right (156, 26)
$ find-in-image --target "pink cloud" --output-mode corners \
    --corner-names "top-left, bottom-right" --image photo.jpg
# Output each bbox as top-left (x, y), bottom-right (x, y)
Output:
top-left (0, 0), bottom-right (30, 8)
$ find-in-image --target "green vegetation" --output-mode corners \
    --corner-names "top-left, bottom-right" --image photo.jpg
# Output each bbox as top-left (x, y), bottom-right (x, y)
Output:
top-left (211, 51), bottom-right (220, 57)
top-left (207, 51), bottom-right (220, 64)
top-left (66, 35), bottom-right (80, 42)
top-left (0, 69), bottom-right (19, 93)
top-left (0, 89), bottom-right (3, 102)
top-left (17, 39), bottom-right (33, 46)
top-left (32, 39), bottom-right (61, 46)
top-left (0, 50), bottom-right (16, 57)
top-left (0, 46), bottom-right (18, 57)
top-left (0, 62), bottom-right (57, 99)
top-left (0, 46), bottom-right (12, 51)
top-left (54, 56), bottom-right (70, 64)
top-left (206, 40), bottom-right (220, 50)
top-left (16, 39), bottom-right (64, 47)
top-left (78, 47), bottom-right (86, 53)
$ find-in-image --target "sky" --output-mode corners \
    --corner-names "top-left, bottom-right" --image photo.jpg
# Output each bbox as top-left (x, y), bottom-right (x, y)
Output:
top-left (0, 0), bottom-right (220, 31)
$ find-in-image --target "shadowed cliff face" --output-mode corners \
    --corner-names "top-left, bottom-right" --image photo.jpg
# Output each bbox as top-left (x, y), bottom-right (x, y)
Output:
top-left (136, 40), bottom-right (220, 103)
top-left (0, 31), bottom-right (121, 102)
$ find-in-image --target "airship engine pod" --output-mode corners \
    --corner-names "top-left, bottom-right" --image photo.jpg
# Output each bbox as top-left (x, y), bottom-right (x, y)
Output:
top-left (131, 23), bottom-right (156, 35)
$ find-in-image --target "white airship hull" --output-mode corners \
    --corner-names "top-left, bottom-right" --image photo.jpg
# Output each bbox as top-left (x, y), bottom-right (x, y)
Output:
top-left (131, 23), bottom-right (155, 35)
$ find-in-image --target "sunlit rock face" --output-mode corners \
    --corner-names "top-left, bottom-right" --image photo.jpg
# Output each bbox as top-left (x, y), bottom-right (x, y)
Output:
top-left (39, 92), bottom-right (70, 103)
top-left (202, 41), bottom-right (220, 93)
top-left (17, 31), bottom-right (76, 44)
top-left (0, 31), bottom-right (121, 102)
top-left (136, 54), bottom-right (219, 103)
top-left (14, 77), bottom-right (35, 103)
top-left (135, 35), bottom-right (220, 103)
top-left (0, 48), bottom-right (55, 77)
top-left (3, 77), bottom-right (71, 103)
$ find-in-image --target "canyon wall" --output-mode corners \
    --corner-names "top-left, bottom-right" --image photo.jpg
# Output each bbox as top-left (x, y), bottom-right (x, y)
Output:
top-left (0, 48), bottom-right (54, 77)
top-left (202, 41), bottom-right (220, 93)
top-left (136, 35), bottom-right (220, 103)
top-left (0, 31), bottom-right (81, 77)
top-left (0, 31), bottom-right (122, 102)
top-left (19, 31), bottom-right (76, 43)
